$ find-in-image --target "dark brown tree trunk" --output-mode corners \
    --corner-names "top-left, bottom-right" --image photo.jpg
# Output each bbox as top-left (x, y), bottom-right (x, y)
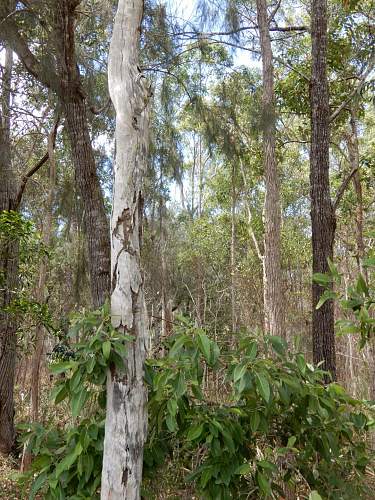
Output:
top-left (0, 45), bottom-right (17, 456)
top-left (55, 1), bottom-right (110, 308)
top-left (310, 0), bottom-right (336, 380)
top-left (62, 95), bottom-right (110, 308)
top-left (256, 0), bottom-right (284, 338)
top-left (0, 0), bottom-right (111, 309)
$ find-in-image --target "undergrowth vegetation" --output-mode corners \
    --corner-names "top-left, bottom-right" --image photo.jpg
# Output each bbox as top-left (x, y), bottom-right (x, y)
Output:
top-left (17, 307), bottom-right (374, 499)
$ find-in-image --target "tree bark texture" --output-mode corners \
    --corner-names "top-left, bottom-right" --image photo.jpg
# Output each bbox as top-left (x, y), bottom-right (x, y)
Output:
top-left (101, 1), bottom-right (151, 498)
top-left (54, 1), bottom-right (110, 308)
top-left (0, 45), bottom-right (17, 455)
top-left (0, 0), bottom-right (111, 309)
top-left (256, 0), bottom-right (284, 338)
top-left (310, 0), bottom-right (336, 379)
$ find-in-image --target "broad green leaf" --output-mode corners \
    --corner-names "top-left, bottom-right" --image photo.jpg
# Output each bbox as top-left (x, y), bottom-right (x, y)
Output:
top-left (287, 436), bottom-right (297, 448)
top-left (313, 273), bottom-right (332, 286)
top-left (102, 340), bottom-right (111, 360)
top-left (29, 472), bottom-right (47, 500)
top-left (49, 361), bottom-right (74, 374)
top-left (187, 423), bottom-right (204, 441)
top-left (51, 384), bottom-right (68, 405)
top-left (309, 492), bottom-right (323, 500)
top-left (255, 372), bottom-right (270, 403)
top-left (356, 274), bottom-right (369, 296)
top-left (197, 331), bottom-right (211, 363)
top-left (363, 257), bottom-right (375, 267)
top-left (250, 411), bottom-right (260, 432)
top-left (247, 341), bottom-right (258, 361)
top-left (316, 290), bottom-right (337, 309)
top-left (71, 388), bottom-right (89, 418)
top-left (233, 362), bottom-right (247, 383)
top-left (269, 336), bottom-right (286, 356)
top-left (296, 354), bottom-right (306, 375)
top-left (166, 414), bottom-right (177, 432)
top-left (235, 463), bottom-right (251, 475)
top-left (257, 470), bottom-right (271, 495)
top-left (55, 442), bottom-right (82, 478)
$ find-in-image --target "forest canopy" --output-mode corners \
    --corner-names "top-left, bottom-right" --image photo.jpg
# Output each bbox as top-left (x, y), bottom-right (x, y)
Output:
top-left (0, 0), bottom-right (374, 498)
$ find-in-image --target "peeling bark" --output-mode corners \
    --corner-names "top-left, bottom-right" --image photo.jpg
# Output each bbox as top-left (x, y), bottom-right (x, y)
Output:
top-left (101, 1), bottom-right (151, 498)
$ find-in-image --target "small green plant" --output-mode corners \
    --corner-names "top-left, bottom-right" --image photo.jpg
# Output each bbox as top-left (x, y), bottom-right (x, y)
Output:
top-left (314, 258), bottom-right (375, 348)
top-left (144, 319), bottom-right (374, 499)
top-left (18, 302), bottom-right (132, 499)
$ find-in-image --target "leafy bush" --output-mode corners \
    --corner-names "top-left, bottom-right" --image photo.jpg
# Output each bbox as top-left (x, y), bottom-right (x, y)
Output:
top-left (18, 303), bottom-right (131, 499)
top-left (144, 319), bottom-right (374, 499)
top-left (314, 258), bottom-right (375, 348)
top-left (19, 311), bottom-right (374, 499)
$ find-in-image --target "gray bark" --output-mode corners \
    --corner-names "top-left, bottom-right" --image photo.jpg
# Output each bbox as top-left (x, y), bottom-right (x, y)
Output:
top-left (101, 0), bottom-right (151, 498)
top-left (256, 0), bottom-right (285, 338)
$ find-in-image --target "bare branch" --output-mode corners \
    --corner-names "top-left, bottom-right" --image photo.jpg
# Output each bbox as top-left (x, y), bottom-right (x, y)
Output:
top-left (333, 166), bottom-right (359, 212)
top-left (329, 53), bottom-right (375, 123)
top-left (15, 116), bottom-right (60, 208)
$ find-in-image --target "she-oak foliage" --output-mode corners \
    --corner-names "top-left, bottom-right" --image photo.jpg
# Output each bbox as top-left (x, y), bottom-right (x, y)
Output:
top-left (18, 306), bottom-right (373, 499)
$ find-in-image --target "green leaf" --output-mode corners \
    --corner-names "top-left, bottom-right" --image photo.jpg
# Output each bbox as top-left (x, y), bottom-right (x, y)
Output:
top-left (197, 331), bottom-right (211, 363)
top-left (29, 472), bottom-right (47, 500)
top-left (309, 492), bottom-right (323, 500)
top-left (363, 257), bottom-right (375, 267)
top-left (233, 362), bottom-right (247, 383)
top-left (235, 463), bottom-right (251, 475)
top-left (287, 436), bottom-right (297, 448)
top-left (55, 442), bottom-right (82, 478)
top-left (247, 341), bottom-right (258, 361)
top-left (255, 372), bottom-right (270, 403)
top-left (269, 336), bottom-right (286, 356)
top-left (316, 290), bottom-right (337, 309)
top-left (313, 273), bottom-right (332, 286)
top-left (257, 470), bottom-right (271, 495)
top-left (71, 388), bottom-right (89, 418)
top-left (51, 384), bottom-right (68, 405)
top-left (186, 423), bottom-right (204, 441)
top-left (296, 354), bottom-right (306, 375)
top-left (102, 340), bottom-right (111, 360)
top-left (356, 274), bottom-right (369, 296)
top-left (49, 361), bottom-right (74, 374)
top-left (166, 414), bottom-right (177, 432)
top-left (250, 411), bottom-right (260, 432)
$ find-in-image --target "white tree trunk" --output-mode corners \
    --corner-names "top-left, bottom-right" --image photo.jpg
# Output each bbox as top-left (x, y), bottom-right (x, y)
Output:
top-left (101, 1), bottom-right (151, 498)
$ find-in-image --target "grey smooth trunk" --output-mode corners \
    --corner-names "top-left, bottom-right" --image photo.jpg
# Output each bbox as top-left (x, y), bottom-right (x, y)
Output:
top-left (101, 0), bottom-right (151, 498)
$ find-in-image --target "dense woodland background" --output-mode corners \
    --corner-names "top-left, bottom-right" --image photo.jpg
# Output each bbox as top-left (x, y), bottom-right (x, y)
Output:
top-left (0, 0), bottom-right (374, 498)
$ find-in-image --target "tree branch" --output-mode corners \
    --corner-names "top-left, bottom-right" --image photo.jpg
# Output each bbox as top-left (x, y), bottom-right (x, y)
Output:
top-left (333, 166), bottom-right (359, 212)
top-left (15, 116), bottom-right (60, 209)
top-left (329, 53), bottom-right (375, 123)
top-left (0, 6), bottom-right (59, 92)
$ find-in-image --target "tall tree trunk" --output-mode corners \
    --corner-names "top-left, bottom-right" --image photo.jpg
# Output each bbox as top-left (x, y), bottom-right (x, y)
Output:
top-left (0, 0), bottom-right (111, 309)
top-left (310, 0), bottom-right (336, 379)
top-left (256, 0), bottom-right (284, 338)
top-left (230, 163), bottom-right (237, 335)
top-left (101, 1), bottom-right (151, 498)
top-left (0, 45), bottom-right (17, 455)
top-left (55, 1), bottom-right (110, 308)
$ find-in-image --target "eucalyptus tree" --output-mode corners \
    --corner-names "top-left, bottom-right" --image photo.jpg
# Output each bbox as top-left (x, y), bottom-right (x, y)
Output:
top-left (0, 43), bottom-right (18, 455)
top-left (101, 0), bottom-right (151, 497)
top-left (0, 0), bottom-right (111, 309)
